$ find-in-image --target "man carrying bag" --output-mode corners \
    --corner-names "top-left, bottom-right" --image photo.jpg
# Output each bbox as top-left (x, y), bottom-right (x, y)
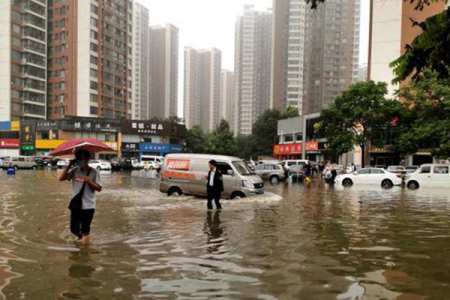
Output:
top-left (59, 150), bottom-right (102, 245)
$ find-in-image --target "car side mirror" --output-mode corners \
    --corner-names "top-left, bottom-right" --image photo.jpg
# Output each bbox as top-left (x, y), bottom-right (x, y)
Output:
top-left (227, 170), bottom-right (234, 176)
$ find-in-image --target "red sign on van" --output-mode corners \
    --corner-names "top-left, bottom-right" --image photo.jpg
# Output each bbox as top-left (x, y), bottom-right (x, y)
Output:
top-left (166, 159), bottom-right (190, 170)
top-left (0, 139), bottom-right (20, 149)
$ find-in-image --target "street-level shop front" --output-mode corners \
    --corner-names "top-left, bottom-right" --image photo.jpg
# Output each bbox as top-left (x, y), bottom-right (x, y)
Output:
top-left (139, 143), bottom-right (184, 158)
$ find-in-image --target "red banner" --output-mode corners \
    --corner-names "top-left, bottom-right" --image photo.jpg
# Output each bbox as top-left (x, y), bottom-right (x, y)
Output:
top-left (273, 142), bottom-right (319, 155)
top-left (166, 159), bottom-right (190, 170)
top-left (0, 139), bottom-right (20, 149)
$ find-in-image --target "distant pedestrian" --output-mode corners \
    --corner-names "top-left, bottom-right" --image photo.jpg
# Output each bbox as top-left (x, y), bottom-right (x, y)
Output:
top-left (304, 161), bottom-right (312, 184)
top-left (59, 150), bottom-right (102, 245)
top-left (205, 160), bottom-right (224, 211)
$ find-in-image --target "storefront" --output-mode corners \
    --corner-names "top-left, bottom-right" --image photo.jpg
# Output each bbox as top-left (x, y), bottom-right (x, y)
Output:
top-left (35, 140), bottom-right (68, 156)
top-left (139, 143), bottom-right (183, 157)
top-left (0, 121), bottom-right (21, 156)
top-left (121, 142), bottom-right (140, 159)
top-left (273, 142), bottom-right (320, 160)
top-left (369, 147), bottom-right (400, 167)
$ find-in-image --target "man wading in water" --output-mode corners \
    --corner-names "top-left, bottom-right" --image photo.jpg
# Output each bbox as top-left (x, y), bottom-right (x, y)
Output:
top-left (59, 150), bottom-right (102, 244)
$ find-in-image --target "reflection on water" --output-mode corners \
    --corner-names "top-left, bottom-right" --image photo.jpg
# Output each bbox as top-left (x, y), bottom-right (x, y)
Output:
top-left (0, 170), bottom-right (450, 299)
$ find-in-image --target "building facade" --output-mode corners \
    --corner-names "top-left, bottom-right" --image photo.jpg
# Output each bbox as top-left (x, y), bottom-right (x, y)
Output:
top-left (233, 5), bottom-right (273, 135)
top-left (271, 0), bottom-right (360, 115)
top-left (131, 2), bottom-right (149, 120)
top-left (0, 0), bottom-right (47, 121)
top-left (149, 24), bottom-right (179, 120)
top-left (46, 0), bottom-right (133, 120)
top-left (183, 47), bottom-right (222, 132)
top-left (220, 70), bottom-right (234, 123)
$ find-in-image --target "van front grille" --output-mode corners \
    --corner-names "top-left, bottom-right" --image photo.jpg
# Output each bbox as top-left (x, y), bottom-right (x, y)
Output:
top-left (254, 183), bottom-right (264, 189)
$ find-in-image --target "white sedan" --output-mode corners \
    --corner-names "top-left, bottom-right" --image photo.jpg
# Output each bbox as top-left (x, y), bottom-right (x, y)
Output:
top-left (57, 158), bottom-right (71, 168)
top-left (335, 168), bottom-right (402, 189)
top-left (89, 159), bottom-right (112, 171)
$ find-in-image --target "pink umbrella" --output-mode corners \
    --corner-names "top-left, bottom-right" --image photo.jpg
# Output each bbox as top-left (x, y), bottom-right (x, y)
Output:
top-left (49, 138), bottom-right (114, 156)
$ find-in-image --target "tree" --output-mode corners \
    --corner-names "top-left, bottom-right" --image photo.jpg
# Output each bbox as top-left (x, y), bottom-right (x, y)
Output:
top-left (396, 70), bottom-right (450, 158)
top-left (235, 134), bottom-right (256, 159)
top-left (207, 120), bottom-right (237, 156)
top-left (306, 0), bottom-right (446, 10)
top-left (185, 125), bottom-right (207, 154)
top-left (251, 109), bottom-right (283, 156)
top-left (281, 106), bottom-right (299, 119)
top-left (317, 81), bottom-right (399, 167)
top-left (391, 8), bottom-right (450, 83)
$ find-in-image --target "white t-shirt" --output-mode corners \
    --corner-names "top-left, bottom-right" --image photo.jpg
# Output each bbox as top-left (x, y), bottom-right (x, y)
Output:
top-left (209, 169), bottom-right (216, 186)
top-left (68, 167), bottom-right (102, 209)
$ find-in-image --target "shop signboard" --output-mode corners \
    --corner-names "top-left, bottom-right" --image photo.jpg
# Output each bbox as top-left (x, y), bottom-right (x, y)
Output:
top-left (121, 142), bottom-right (140, 153)
top-left (121, 120), bottom-right (186, 138)
top-left (59, 117), bottom-right (119, 133)
top-left (19, 121), bottom-right (36, 155)
top-left (37, 121), bottom-right (58, 131)
top-left (0, 139), bottom-right (20, 148)
top-left (103, 142), bottom-right (118, 151)
top-left (139, 143), bottom-right (183, 154)
top-left (274, 142), bottom-right (320, 155)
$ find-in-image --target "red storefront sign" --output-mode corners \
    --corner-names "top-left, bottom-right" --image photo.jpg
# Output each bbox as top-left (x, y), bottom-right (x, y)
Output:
top-left (274, 142), bottom-right (319, 155)
top-left (0, 139), bottom-right (20, 149)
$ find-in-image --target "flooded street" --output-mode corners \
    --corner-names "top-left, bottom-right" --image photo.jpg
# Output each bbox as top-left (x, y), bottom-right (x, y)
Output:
top-left (1, 170), bottom-right (450, 300)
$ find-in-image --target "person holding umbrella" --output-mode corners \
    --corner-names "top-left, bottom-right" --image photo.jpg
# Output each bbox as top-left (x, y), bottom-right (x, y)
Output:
top-left (52, 139), bottom-right (113, 245)
top-left (59, 149), bottom-right (102, 244)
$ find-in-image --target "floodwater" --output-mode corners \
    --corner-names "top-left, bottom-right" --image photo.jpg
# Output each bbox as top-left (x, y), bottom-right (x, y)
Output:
top-left (0, 170), bottom-right (450, 300)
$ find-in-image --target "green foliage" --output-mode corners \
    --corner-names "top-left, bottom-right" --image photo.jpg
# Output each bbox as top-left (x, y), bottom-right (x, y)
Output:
top-left (251, 109), bottom-right (283, 156)
top-left (318, 81), bottom-right (399, 165)
top-left (206, 120), bottom-right (237, 156)
top-left (391, 8), bottom-right (450, 83)
top-left (282, 106), bottom-right (299, 119)
top-left (185, 125), bottom-right (207, 154)
top-left (235, 134), bottom-right (255, 159)
top-left (397, 71), bottom-right (450, 158)
top-left (307, 0), bottom-right (446, 10)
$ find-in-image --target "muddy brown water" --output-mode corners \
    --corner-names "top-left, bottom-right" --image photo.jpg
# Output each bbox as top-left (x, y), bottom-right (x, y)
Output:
top-left (0, 170), bottom-right (449, 299)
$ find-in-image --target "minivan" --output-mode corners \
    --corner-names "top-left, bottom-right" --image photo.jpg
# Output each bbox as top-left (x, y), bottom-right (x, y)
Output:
top-left (160, 154), bottom-right (265, 199)
top-left (0, 156), bottom-right (37, 170)
top-left (405, 164), bottom-right (450, 189)
top-left (280, 159), bottom-right (310, 170)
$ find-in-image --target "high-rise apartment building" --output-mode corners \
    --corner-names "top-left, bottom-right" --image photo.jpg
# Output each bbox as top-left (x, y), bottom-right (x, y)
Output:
top-left (271, 0), bottom-right (360, 115)
top-left (149, 24), bottom-right (179, 119)
top-left (220, 70), bottom-right (234, 123)
top-left (46, 0), bottom-right (133, 120)
top-left (0, 0), bottom-right (47, 121)
top-left (233, 5), bottom-right (272, 135)
top-left (183, 47), bottom-right (222, 132)
top-left (131, 2), bottom-right (149, 120)
top-left (368, 0), bottom-right (446, 96)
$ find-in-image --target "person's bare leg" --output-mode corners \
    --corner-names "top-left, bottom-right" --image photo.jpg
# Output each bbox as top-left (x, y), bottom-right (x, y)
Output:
top-left (82, 235), bottom-right (90, 245)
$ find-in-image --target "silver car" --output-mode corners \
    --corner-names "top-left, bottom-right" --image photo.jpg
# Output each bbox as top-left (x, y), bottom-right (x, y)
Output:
top-left (160, 154), bottom-right (265, 199)
top-left (255, 163), bottom-right (286, 184)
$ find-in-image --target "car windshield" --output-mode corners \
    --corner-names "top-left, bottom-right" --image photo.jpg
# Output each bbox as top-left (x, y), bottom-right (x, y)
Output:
top-left (233, 161), bottom-right (255, 175)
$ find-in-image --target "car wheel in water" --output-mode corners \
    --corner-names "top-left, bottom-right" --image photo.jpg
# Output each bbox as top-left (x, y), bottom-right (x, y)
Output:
top-left (270, 176), bottom-right (280, 184)
top-left (231, 192), bottom-right (245, 200)
top-left (407, 181), bottom-right (419, 190)
top-left (381, 179), bottom-right (393, 189)
top-left (168, 187), bottom-right (182, 197)
top-left (342, 179), bottom-right (353, 187)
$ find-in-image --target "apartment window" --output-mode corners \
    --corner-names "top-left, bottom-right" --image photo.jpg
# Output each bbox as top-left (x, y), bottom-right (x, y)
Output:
top-left (91, 4), bottom-right (98, 14)
top-left (90, 30), bottom-right (98, 40)
top-left (12, 24), bottom-right (21, 34)
top-left (90, 106), bottom-right (98, 115)
top-left (90, 81), bottom-right (98, 90)
top-left (90, 42), bottom-right (98, 52)
top-left (90, 94), bottom-right (97, 103)
top-left (90, 55), bottom-right (98, 64)
top-left (90, 68), bottom-right (98, 78)
top-left (90, 17), bottom-right (98, 27)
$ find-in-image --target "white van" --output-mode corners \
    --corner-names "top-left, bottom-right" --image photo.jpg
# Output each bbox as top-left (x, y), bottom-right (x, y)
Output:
top-left (0, 156), bottom-right (37, 170)
top-left (160, 154), bottom-right (265, 199)
top-left (280, 159), bottom-right (310, 170)
top-left (405, 164), bottom-right (450, 189)
top-left (140, 155), bottom-right (164, 169)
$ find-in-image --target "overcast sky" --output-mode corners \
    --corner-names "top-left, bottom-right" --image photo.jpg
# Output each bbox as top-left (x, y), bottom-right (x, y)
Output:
top-left (139, 0), bottom-right (370, 116)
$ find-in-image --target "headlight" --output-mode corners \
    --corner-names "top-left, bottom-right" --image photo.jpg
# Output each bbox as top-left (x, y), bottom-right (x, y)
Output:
top-left (242, 180), bottom-right (254, 188)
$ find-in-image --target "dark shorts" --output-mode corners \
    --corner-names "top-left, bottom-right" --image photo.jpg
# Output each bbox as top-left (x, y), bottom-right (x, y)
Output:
top-left (70, 209), bottom-right (95, 236)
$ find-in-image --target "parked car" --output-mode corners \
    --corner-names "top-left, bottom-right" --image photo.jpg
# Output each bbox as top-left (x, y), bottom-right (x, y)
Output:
top-left (110, 157), bottom-right (133, 171)
top-left (255, 163), bottom-right (286, 183)
top-left (375, 165), bottom-right (387, 169)
top-left (1, 156), bottom-right (38, 170)
top-left (89, 159), bottom-right (112, 171)
top-left (405, 165), bottom-right (419, 174)
top-left (160, 154), bottom-right (264, 199)
top-left (335, 168), bottom-right (402, 189)
top-left (140, 155), bottom-right (164, 169)
top-left (57, 158), bottom-right (71, 168)
top-left (289, 164), bottom-right (305, 181)
top-left (387, 166), bottom-right (406, 175)
top-left (280, 159), bottom-right (310, 170)
top-left (131, 159), bottom-right (141, 169)
top-left (405, 164), bottom-right (450, 189)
